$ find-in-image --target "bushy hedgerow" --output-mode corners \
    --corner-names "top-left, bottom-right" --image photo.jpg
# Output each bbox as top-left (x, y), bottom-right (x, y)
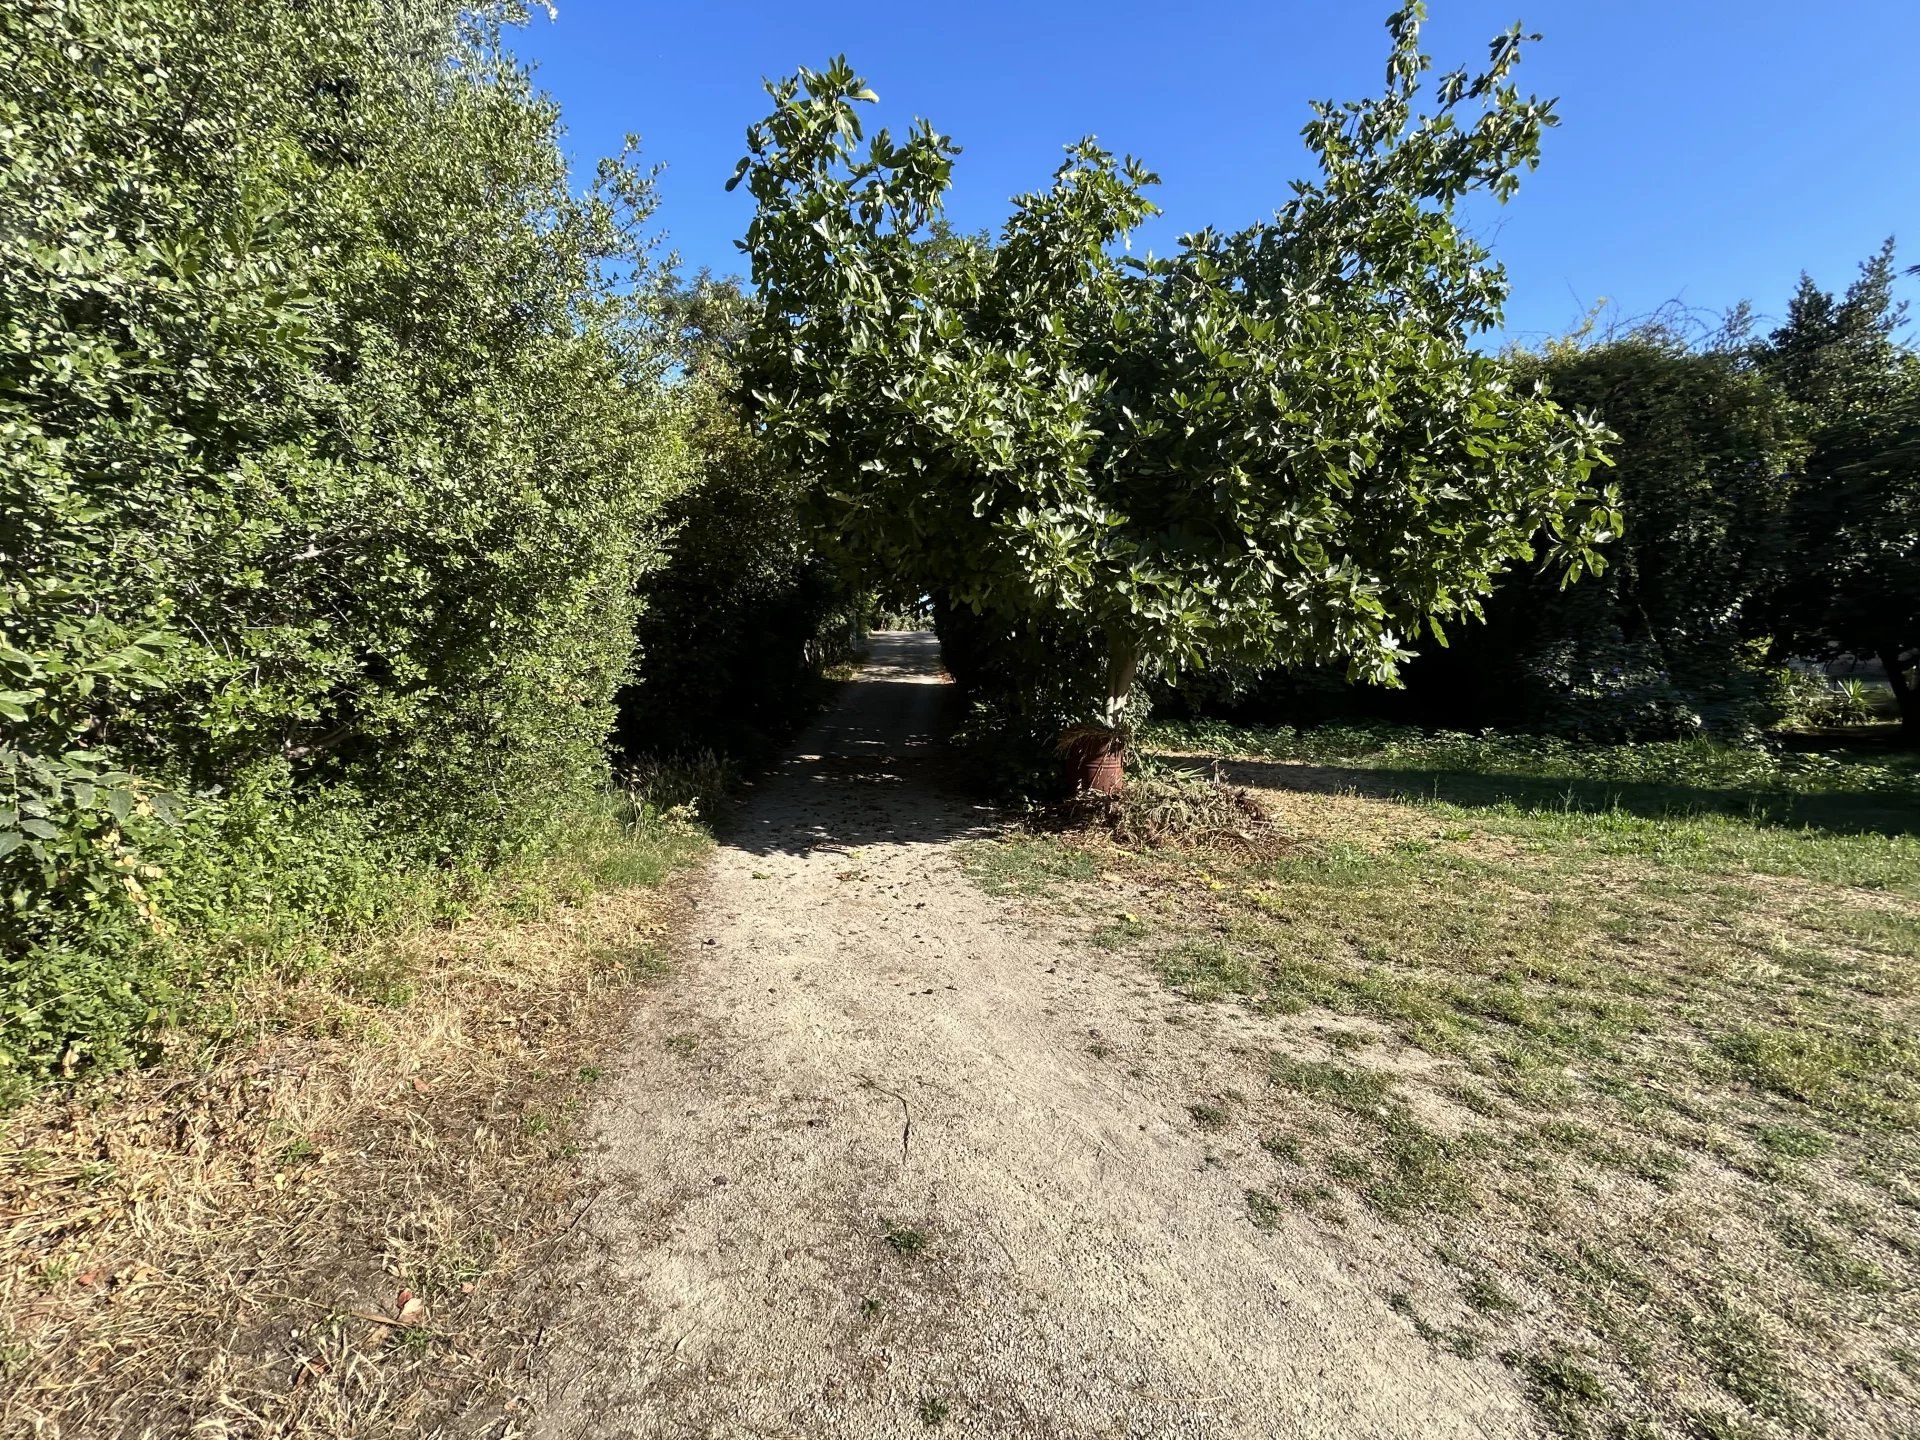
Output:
top-left (616, 280), bottom-right (864, 765)
top-left (1477, 331), bottom-right (1805, 737)
top-left (0, 1), bottom-right (690, 1082)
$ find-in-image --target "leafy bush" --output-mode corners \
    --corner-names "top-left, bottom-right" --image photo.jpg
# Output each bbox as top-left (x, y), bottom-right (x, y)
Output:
top-left (1169, 259), bottom-right (1920, 749)
top-left (1162, 323), bottom-right (1817, 741)
top-left (1775, 674), bottom-right (1883, 730)
top-left (1822, 679), bottom-right (1882, 727)
top-left (869, 599), bottom-right (934, 631)
top-left (615, 280), bottom-right (865, 763)
top-left (934, 604), bottom-right (1117, 797)
top-left (1, 0), bottom-right (686, 1083)
top-left (1392, 328), bottom-right (1805, 738)
top-left (1518, 633), bottom-right (1704, 741)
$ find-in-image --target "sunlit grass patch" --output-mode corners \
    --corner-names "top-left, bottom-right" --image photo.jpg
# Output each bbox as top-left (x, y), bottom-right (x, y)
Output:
top-left (1712, 1025), bottom-right (1919, 1126)
top-left (960, 835), bottom-right (1103, 897)
top-left (973, 720), bottom-right (1920, 1438)
top-left (1147, 718), bottom-right (1920, 893)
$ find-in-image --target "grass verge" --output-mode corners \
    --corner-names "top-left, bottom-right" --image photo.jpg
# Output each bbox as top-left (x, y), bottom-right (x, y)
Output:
top-left (0, 797), bottom-right (707, 1439)
top-left (967, 722), bottom-right (1919, 1440)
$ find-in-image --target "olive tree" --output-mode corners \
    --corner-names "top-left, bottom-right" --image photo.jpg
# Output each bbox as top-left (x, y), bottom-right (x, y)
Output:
top-left (730, 5), bottom-right (1616, 745)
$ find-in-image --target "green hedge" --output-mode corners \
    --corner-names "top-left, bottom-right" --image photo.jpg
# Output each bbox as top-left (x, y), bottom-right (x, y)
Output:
top-left (0, 0), bottom-right (690, 1083)
top-left (616, 280), bottom-right (864, 764)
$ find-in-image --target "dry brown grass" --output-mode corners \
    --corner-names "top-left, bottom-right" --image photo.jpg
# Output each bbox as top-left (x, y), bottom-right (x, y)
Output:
top-left (1056, 760), bottom-right (1282, 853)
top-left (1, 833), bottom-right (703, 1440)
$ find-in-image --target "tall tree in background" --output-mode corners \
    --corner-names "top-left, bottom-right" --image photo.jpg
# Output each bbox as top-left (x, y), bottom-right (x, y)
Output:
top-left (1456, 329), bottom-right (1804, 739)
top-left (728, 5), bottom-right (1616, 758)
top-left (1763, 243), bottom-right (1920, 736)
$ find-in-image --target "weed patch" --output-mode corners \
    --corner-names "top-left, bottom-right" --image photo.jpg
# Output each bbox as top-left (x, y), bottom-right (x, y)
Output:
top-left (883, 1224), bottom-right (930, 1257)
top-left (0, 811), bottom-right (706, 1439)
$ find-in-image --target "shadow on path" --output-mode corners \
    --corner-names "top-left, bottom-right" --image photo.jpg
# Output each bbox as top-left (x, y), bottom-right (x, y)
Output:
top-left (725, 630), bottom-right (995, 859)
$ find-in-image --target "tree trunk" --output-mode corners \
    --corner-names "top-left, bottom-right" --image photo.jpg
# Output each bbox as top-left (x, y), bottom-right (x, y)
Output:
top-left (1879, 646), bottom-right (1919, 739)
top-left (1104, 640), bottom-right (1140, 733)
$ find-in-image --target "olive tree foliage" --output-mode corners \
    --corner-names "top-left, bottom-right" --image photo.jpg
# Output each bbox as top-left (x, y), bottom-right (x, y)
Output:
top-left (0, 0), bottom-right (688, 1079)
top-left (729, 5), bottom-right (1617, 733)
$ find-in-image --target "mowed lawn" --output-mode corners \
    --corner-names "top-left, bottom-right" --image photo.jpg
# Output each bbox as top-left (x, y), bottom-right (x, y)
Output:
top-left (966, 723), bottom-right (1920, 1440)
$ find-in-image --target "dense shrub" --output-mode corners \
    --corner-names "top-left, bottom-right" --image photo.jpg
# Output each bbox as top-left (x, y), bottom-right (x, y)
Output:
top-left (0, 0), bottom-right (688, 1082)
top-left (1400, 330), bottom-right (1804, 738)
top-left (931, 601), bottom-right (1117, 797)
top-left (615, 280), bottom-right (864, 763)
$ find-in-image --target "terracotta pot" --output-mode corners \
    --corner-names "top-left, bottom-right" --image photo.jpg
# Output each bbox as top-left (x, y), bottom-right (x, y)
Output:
top-left (1064, 734), bottom-right (1125, 795)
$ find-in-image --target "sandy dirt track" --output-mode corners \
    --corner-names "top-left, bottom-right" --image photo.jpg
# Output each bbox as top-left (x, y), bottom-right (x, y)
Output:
top-left (533, 631), bottom-right (1531, 1439)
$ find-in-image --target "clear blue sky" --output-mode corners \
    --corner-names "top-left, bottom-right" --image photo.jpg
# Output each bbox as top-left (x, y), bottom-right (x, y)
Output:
top-left (509, 1), bottom-right (1917, 343)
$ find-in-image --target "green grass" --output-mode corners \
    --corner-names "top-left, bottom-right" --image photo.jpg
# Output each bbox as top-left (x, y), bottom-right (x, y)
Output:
top-left (1147, 718), bottom-right (1920, 892)
top-left (1145, 718), bottom-right (1920, 805)
top-left (969, 721), bottom-right (1920, 1440)
top-left (1519, 1348), bottom-right (1609, 1437)
top-left (916, 1394), bottom-right (951, 1426)
top-left (963, 837), bottom-right (1102, 897)
top-left (1245, 1189), bottom-right (1283, 1231)
top-left (882, 1224), bottom-right (929, 1257)
top-left (1187, 1100), bottom-right (1231, 1131)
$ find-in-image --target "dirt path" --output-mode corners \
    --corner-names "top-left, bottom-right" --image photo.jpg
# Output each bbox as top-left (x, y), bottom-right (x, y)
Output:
top-left (534, 632), bottom-right (1529, 1439)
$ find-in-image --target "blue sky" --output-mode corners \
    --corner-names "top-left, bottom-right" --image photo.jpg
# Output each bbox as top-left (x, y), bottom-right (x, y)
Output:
top-left (509, 1), bottom-right (1917, 343)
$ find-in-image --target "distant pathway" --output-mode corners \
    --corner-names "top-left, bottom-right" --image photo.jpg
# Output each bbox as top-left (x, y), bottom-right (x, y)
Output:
top-left (534, 631), bottom-right (1526, 1439)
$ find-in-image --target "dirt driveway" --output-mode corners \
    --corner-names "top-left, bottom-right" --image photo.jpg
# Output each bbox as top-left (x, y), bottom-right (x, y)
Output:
top-left (533, 631), bottom-right (1529, 1439)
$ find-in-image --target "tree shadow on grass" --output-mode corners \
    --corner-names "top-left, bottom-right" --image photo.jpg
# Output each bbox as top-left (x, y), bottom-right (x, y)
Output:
top-left (1175, 756), bottom-right (1920, 841)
